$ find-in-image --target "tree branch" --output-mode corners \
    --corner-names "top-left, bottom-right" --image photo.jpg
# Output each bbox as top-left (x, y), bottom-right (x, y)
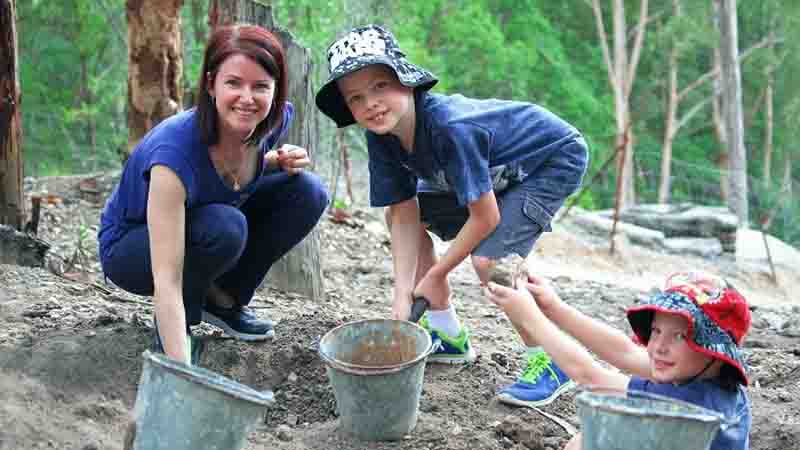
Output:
top-left (677, 35), bottom-right (783, 102)
top-left (676, 95), bottom-right (713, 131)
top-left (625, 0), bottom-right (649, 100)
top-left (591, 0), bottom-right (618, 94)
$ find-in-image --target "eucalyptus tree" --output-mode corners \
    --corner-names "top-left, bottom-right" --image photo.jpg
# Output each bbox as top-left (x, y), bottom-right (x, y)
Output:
top-left (590, 0), bottom-right (651, 208)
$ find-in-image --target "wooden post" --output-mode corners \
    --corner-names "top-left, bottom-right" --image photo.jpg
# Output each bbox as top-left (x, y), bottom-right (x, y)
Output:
top-left (0, 0), bottom-right (24, 230)
top-left (209, 0), bottom-right (324, 301)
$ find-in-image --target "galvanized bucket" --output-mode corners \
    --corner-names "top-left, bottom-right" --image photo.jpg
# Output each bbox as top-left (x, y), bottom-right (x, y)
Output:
top-left (131, 351), bottom-right (274, 450)
top-left (318, 319), bottom-right (434, 441)
top-left (576, 386), bottom-right (724, 450)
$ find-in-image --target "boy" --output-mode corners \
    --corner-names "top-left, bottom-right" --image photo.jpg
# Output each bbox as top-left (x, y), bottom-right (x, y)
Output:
top-left (485, 270), bottom-right (751, 450)
top-left (315, 24), bottom-right (588, 406)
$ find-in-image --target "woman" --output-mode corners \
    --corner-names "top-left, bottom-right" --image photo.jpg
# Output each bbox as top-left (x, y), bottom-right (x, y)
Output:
top-left (98, 25), bottom-right (329, 364)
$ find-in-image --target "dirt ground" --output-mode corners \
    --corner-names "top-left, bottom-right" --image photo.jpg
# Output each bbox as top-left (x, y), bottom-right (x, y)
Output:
top-left (0, 172), bottom-right (798, 450)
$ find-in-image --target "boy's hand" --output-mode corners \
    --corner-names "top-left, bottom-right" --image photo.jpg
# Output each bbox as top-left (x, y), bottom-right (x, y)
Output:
top-left (266, 145), bottom-right (311, 175)
top-left (413, 270), bottom-right (450, 310)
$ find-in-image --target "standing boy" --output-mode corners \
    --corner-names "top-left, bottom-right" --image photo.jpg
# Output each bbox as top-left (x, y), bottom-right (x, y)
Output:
top-left (315, 25), bottom-right (588, 406)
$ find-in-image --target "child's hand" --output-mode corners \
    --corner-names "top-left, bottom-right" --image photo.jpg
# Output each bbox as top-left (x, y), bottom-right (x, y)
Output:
top-left (522, 273), bottom-right (560, 312)
top-left (484, 282), bottom-right (540, 324)
top-left (413, 270), bottom-right (450, 310)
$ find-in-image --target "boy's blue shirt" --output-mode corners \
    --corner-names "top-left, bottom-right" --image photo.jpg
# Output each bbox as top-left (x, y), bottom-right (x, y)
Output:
top-left (366, 91), bottom-right (587, 207)
top-left (629, 377), bottom-right (751, 450)
top-left (98, 105), bottom-right (293, 257)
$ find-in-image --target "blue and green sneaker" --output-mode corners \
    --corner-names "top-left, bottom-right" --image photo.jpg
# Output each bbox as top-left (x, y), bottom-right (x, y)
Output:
top-left (497, 350), bottom-right (575, 407)
top-left (419, 315), bottom-right (477, 364)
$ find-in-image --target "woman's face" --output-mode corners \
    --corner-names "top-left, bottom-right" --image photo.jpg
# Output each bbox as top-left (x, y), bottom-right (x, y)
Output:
top-left (208, 53), bottom-right (275, 142)
top-left (647, 312), bottom-right (716, 384)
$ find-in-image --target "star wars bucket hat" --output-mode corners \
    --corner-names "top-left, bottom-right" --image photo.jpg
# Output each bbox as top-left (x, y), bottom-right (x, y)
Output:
top-left (626, 271), bottom-right (751, 385)
top-left (315, 24), bottom-right (438, 128)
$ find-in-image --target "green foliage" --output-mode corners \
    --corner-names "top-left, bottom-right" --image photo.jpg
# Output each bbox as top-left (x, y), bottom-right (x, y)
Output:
top-left (18, 0), bottom-right (128, 176)
top-left (15, 0), bottom-right (800, 245)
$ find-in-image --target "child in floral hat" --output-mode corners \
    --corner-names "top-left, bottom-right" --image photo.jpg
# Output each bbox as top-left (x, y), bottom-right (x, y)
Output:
top-left (315, 24), bottom-right (588, 407)
top-left (485, 270), bottom-right (751, 450)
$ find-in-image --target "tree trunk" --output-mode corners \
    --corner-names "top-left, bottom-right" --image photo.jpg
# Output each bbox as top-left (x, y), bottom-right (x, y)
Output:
top-left (592, 0), bottom-right (649, 209)
top-left (781, 154), bottom-right (791, 194)
top-left (126, 0), bottom-right (183, 155)
top-left (210, 0), bottom-right (324, 301)
top-left (717, 0), bottom-right (748, 227)
top-left (0, 0), bottom-right (24, 230)
top-left (762, 29), bottom-right (776, 191)
top-left (658, 0), bottom-right (681, 204)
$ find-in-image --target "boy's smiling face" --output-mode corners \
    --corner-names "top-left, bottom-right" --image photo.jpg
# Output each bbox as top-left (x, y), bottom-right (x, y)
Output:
top-left (647, 312), bottom-right (719, 384)
top-left (337, 65), bottom-right (415, 140)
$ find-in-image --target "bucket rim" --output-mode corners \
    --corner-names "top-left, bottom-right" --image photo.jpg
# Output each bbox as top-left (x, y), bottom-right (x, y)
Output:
top-left (575, 385), bottom-right (724, 425)
top-left (318, 318), bottom-right (434, 376)
top-left (142, 351), bottom-right (275, 407)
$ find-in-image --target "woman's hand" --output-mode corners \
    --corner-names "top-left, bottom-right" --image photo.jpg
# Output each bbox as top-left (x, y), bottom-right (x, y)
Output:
top-left (266, 144), bottom-right (311, 175)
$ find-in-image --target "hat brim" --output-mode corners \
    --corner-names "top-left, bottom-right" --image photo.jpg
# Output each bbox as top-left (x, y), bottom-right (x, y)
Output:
top-left (315, 56), bottom-right (437, 128)
top-left (627, 291), bottom-right (749, 386)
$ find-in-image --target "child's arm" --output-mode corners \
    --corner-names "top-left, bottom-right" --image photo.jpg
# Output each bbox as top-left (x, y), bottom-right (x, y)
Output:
top-left (487, 282), bottom-right (629, 390)
top-left (413, 191), bottom-right (499, 305)
top-left (523, 274), bottom-right (651, 379)
top-left (388, 198), bottom-right (424, 319)
top-left (434, 191), bottom-right (499, 274)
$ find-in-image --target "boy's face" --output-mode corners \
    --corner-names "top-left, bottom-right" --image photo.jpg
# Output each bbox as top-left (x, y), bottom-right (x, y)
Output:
top-left (336, 65), bottom-right (414, 137)
top-left (646, 312), bottom-right (717, 384)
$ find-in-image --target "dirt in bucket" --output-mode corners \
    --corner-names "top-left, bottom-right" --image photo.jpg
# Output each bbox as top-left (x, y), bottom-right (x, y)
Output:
top-left (342, 324), bottom-right (421, 367)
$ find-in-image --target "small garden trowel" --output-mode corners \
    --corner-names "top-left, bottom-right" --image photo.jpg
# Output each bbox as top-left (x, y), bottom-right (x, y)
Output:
top-left (408, 296), bottom-right (430, 323)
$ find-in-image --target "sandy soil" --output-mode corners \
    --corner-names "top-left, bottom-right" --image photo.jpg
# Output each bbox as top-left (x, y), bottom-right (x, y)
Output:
top-left (0, 173), bottom-right (798, 450)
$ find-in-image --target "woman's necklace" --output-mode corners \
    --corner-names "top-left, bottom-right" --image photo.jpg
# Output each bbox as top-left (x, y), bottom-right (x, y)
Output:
top-left (213, 147), bottom-right (247, 192)
top-left (231, 173), bottom-right (241, 192)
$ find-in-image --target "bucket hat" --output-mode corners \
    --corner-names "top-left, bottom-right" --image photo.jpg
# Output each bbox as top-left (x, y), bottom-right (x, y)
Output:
top-left (626, 271), bottom-right (751, 385)
top-left (315, 24), bottom-right (438, 128)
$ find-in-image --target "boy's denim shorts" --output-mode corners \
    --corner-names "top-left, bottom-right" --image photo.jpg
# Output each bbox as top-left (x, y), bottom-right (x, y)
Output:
top-left (418, 139), bottom-right (586, 259)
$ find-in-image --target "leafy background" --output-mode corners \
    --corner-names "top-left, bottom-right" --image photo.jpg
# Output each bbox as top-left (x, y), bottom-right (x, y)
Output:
top-left (15, 0), bottom-right (799, 244)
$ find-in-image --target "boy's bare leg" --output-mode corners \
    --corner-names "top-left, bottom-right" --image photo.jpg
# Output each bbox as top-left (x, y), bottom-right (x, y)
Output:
top-left (416, 228), bottom-right (451, 310)
top-left (564, 433), bottom-right (582, 450)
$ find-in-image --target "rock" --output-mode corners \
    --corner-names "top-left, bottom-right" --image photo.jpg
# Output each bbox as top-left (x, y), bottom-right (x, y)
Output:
top-left (663, 237), bottom-right (723, 258)
top-left (488, 254), bottom-right (527, 288)
top-left (0, 224), bottom-right (51, 267)
top-left (572, 212), bottom-right (665, 250)
top-left (275, 424), bottom-right (293, 442)
top-left (618, 203), bottom-right (737, 242)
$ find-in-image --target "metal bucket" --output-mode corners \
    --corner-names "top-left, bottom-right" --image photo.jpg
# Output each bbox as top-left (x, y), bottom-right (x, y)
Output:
top-left (131, 351), bottom-right (274, 450)
top-left (576, 386), bottom-right (724, 450)
top-left (318, 319), bottom-right (434, 441)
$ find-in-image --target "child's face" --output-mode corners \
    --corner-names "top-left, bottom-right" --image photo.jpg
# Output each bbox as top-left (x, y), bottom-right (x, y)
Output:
top-left (647, 312), bottom-right (716, 384)
top-left (336, 65), bottom-right (414, 137)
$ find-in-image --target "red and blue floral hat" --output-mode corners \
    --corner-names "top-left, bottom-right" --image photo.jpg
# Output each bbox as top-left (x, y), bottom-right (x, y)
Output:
top-left (626, 271), bottom-right (751, 385)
